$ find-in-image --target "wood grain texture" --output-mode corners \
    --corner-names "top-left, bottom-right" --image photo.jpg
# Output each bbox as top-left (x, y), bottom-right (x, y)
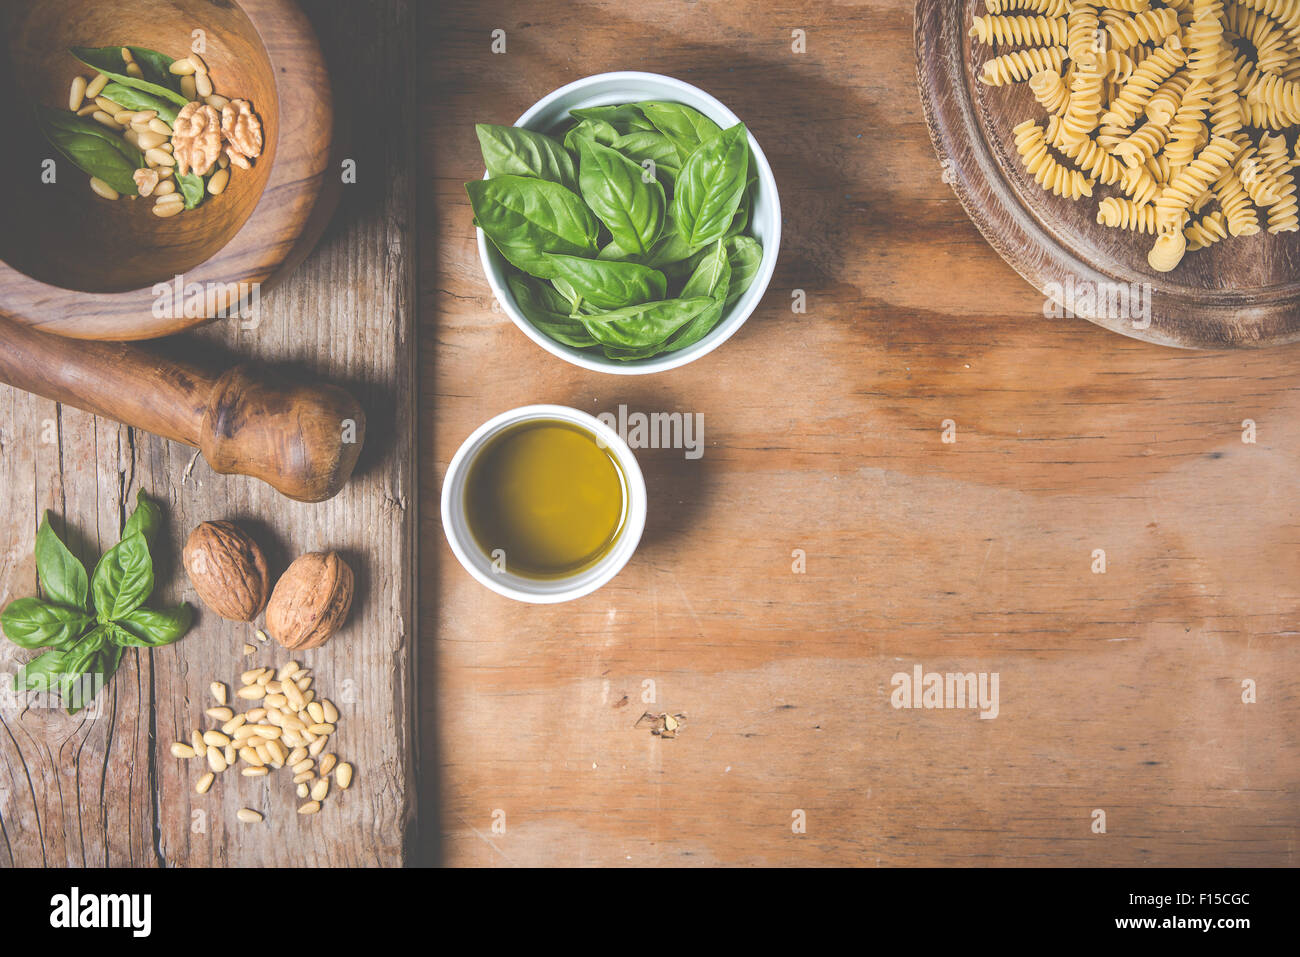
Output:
top-left (0, 0), bottom-right (414, 866)
top-left (0, 0), bottom-right (338, 341)
top-left (423, 0), bottom-right (1300, 866)
top-left (917, 0), bottom-right (1300, 349)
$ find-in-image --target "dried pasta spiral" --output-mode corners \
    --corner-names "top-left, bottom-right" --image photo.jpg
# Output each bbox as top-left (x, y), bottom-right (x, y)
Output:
top-left (970, 15), bottom-right (1067, 46)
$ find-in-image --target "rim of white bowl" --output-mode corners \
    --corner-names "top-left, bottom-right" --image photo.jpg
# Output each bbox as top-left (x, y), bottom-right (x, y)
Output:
top-left (440, 405), bottom-right (648, 603)
top-left (475, 71), bottom-right (782, 375)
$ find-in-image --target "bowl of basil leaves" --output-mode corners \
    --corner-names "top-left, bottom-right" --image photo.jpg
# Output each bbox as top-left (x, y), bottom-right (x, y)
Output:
top-left (469, 72), bottom-right (781, 374)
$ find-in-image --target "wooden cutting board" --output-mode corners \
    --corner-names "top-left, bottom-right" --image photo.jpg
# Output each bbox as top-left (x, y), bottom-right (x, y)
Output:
top-left (915, 0), bottom-right (1300, 349)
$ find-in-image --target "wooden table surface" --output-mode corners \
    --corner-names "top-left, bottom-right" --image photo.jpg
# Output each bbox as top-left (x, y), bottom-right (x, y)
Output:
top-left (2, 0), bottom-right (1298, 870)
top-left (423, 0), bottom-right (1299, 866)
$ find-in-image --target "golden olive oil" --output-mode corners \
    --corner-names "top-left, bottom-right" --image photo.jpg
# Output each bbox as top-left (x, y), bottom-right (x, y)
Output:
top-left (465, 420), bottom-right (628, 579)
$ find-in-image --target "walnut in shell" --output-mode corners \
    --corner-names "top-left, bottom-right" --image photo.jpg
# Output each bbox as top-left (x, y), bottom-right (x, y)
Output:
top-left (173, 101), bottom-right (223, 177)
top-left (183, 521), bottom-right (271, 621)
top-left (265, 551), bottom-right (354, 651)
top-left (221, 99), bottom-right (263, 168)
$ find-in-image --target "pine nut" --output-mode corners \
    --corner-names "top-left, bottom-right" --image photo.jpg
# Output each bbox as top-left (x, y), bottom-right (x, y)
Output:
top-left (281, 715), bottom-right (305, 733)
top-left (218, 153), bottom-right (230, 170)
top-left (240, 668), bottom-right (263, 686)
top-left (170, 742), bottom-right (196, 759)
top-left (256, 629), bottom-right (269, 642)
top-left (89, 176), bottom-right (118, 200)
top-left (292, 669), bottom-right (309, 681)
top-left (319, 754), bottom-right (337, 777)
top-left (205, 707), bottom-right (234, 723)
top-left (242, 766), bottom-right (269, 777)
top-left (256, 672), bottom-right (273, 687)
top-left (203, 730), bottom-right (231, 748)
top-left (278, 662), bottom-right (300, 682)
top-left (335, 763), bottom-right (353, 789)
top-left (69, 76), bottom-right (87, 111)
top-left (265, 680), bottom-right (282, 695)
top-left (236, 808), bottom-right (263, 824)
top-left (242, 643), bottom-right (255, 655)
top-left (120, 47), bottom-right (135, 64)
top-left (191, 730), bottom-right (205, 754)
top-left (254, 726), bottom-right (280, 739)
top-left (155, 192), bottom-right (184, 208)
top-left (207, 168), bottom-right (230, 195)
top-left (292, 771), bottom-right (315, 785)
top-left (288, 747), bottom-right (308, 765)
top-left (137, 130), bottom-right (167, 150)
top-left (292, 759), bottom-right (314, 775)
top-left (93, 96), bottom-right (118, 113)
top-left (297, 783), bottom-right (309, 798)
top-left (297, 801), bottom-right (321, 815)
top-left (245, 708), bottom-right (267, 722)
top-left (221, 713), bottom-right (246, 735)
top-left (196, 772), bottom-right (214, 794)
top-left (236, 686), bottom-right (263, 700)
top-left (322, 700), bottom-right (339, 724)
top-left (194, 72), bottom-right (212, 97)
top-left (254, 743), bottom-right (271, 765)
top-left (284, 681), bottom-right (305, 711)
top-left (223, 744), bottom-right (237, 766)
top-left (233, 725), bottom-right (260, 741)
top-left (265, 694), bottom-right (288, 709)
top-left (159, 142), bottom-right (173, 153)
top-left (168, 57), bottom-right (196, 76)
top-left (207, 746), bottom-right (227, 773)
top-left (308, 736), bottom-right (327, 758)
top-left (126, 62), bottom-right (143, 79)
top-left (85, 73), bottom-right (108, 98)
top-left (265, 741), bottom-right (286, 765)
top-left (91, 111), bottom-right (117, 129)
top-left (76, 104), bottom-right (97, 116)
top-left (239, 747), bottom-right (264, 766)
top-left (306, 702), bottom-right (324, 724)
top-left (148, 117), bottom-right (171, 135)
top-left (310, 779), bottom-right (329, 802)
top-left (205, 94), bottom-right (229, 110)
top-left (301, 729), bottom-right (318, 745)
top-left (123, 128), bottom-right (141, 148)
top-left (308, 724), bottom-right (335, 736)
top-left (131, 109), bottom-right (157, 122)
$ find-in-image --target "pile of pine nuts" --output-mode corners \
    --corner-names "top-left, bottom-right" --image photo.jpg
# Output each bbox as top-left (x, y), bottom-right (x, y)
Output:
top-left (67, 47), bottom-right (234, 215)
top-left (170, 660), bottom-right (354, 823)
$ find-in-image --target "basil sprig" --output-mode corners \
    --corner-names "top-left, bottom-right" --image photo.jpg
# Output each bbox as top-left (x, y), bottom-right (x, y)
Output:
top-left (1, 491), bottom-right (193, 714)
top-left (467, 100), bottom-right (764, 362)
top-left (69, 45), bottom-right (189, 108)
top-left (35, 105), bottom-right (145, 195)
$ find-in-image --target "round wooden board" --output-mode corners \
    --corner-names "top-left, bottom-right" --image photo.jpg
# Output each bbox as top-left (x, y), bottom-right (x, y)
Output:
top-left (915, 0), bottom-right (1300, 350)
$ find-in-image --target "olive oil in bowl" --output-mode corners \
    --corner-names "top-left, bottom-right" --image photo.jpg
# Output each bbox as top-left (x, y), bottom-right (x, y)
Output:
top-left (465, 420), bottom-right (629, 579)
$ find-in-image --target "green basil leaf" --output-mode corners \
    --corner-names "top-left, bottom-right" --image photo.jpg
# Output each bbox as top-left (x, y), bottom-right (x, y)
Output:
top-left (476, 124), bottom-right (578, 193)
top-left (62, 635), bottom-right (116, 715)
top-left (636, 102), bottom-right (723, 158)
top-left (90, 532), bottom-right (154, 622)
top-left (13, 649), bottom-right (70, 693)
top-left (34, 512), bottom-right (89, 609)
top-left (570, 105), bottom-right (655, 134)
top-left (177, 172), bottom-right (206, 210)
top-left (544, 254), bottom-right (667, 310)
top-left (579, 297), bottom-right (717, 350)
top-left (610, 130), bottom-right (681, 191)
top-left (724, 235), bottom-right (764, 308)
top-left (0, 598), bottom-right (93, 650)
top-left (121, 490), bottom-right (163, 545)
top-left (577, 137), bottom-right (666, 256)
top-left (122, 46), bottom-right (184, 93)
top-left (507, 274), bottom-right (599, 349)
top-left (467, 175), bottom-right (599, 279)
top-left (69, 46), bottom-right (189, 108)
top-left (563, 118), bottom-right (619, 155)
top-left (114, 604), bottom-right (193, 648)
top-left (98, 81), bottom-right (179, 124)
top-left (34, 105), bottom-right (143, 195)
top-left (680, 240), bottom-right (731, 301)
top-left (671, 123), bottom-right (750, 250)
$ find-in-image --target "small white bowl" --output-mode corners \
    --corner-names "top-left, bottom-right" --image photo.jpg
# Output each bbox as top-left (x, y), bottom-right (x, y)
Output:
top-left (475, 71), bottom-right (782, 375)
top-left (441, 405), bottom-right (648, 603)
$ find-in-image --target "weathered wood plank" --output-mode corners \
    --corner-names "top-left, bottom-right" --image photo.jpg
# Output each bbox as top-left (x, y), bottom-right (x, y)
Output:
top-left (423, 0), bottom-right (1300, 866)
top-left (0, 0), bottom-right (414, 866)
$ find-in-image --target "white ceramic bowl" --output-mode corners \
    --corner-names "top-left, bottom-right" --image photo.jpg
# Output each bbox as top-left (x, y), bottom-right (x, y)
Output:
top-left (441, 405), bottom-right (648, 603)
top-left (475, 71), bottom-right (782, 375)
